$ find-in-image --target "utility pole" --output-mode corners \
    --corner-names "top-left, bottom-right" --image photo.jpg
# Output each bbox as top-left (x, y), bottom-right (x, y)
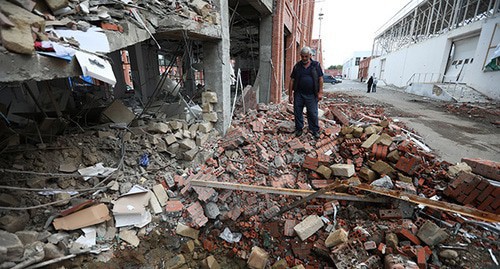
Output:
top-left (318, 9), bottom-right (324, 65)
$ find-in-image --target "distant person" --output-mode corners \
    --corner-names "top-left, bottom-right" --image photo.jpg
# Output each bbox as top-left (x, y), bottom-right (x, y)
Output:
top-left (372, 77), bottom-right (378, 92)
top-left (289, 46), bottom-right (324, 139)
top-left (367, 76), bottom-right (373, 93)
top-left (360, 77), bottom-right (363, 82)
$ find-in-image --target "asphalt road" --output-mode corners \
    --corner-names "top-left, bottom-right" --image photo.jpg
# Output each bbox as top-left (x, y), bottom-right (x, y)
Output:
top-left (323, 80), bottom-right (500, 163)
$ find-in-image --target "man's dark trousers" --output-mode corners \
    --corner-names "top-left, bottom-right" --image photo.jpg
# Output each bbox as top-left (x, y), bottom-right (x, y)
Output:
top-left (294, 92), bottom-right (319, 134)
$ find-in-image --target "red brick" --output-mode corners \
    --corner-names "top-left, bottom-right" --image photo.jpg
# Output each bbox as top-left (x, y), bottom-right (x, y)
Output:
top-left (187, 202), bottom-right (208, 227)
top-left (402, 245), bottom-right (417, 258)
top-left (463, 189), bottom-right (481, 205)
top-left (456, 171), bottom-right (475, 183)
top-left (288, 138), bottom-right (305, 151)
top-left (317, 154), bottom-right (330, 164)
top-left (476, 184), bottom-right (495, 202)
top-left (476, 180), bottom-right (489, 190)
top-left (165, 200), bottom-right (183, 213)
top-left (377, 243), bottom-right (386, 255)
top-left (101, 22), bottom-right (124, 32)
top-left (492, 187), bottom-right (500, 198)
top-left (284, 219), bottom-right (297, 236)
top-left (455, 193), bottom-right (467, 203)
top-left (417, 247), bottom-right (427, 269)
top-left (423, 246), bottom-right (432, 256)
top-left (331, 108), bottom-right (349, 125)
top-left (397, 228), bottom-right (421, 245)
top-left (192, 186), bottom-right (216, 202)
top-left (462, 158), bottom-right (500, 181)
top-left (311, 179), bottom-right (335, 189)
top-left (303, 155), bottom-right (319, 170)
top-left (344, 138), bottom-right (362, 145)
top-left (478, 195), bottom-right (495, 211)
top-left (395, 156), bottom-right (420, 175)
top-left (491, 197), bottom-right (500, 209)
top-left (364, 241), bottom-right (377, 250)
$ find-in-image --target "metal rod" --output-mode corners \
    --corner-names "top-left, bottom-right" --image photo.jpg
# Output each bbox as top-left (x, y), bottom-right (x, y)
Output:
top-left (22, 82), bottom-right (47, 118)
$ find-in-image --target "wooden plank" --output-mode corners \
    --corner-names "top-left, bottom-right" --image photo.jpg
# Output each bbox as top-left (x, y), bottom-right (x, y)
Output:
top-left (190, 180), bottom-right (387, 203)
top-left (266, 181), bottom-right (342, 220)
top-left (352, 183), bottom-right (500, 223)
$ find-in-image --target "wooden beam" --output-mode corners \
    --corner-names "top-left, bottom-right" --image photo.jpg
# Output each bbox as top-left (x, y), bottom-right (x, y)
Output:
top-left (190, 180), bottom-right (388, 203)
top-left (352, 183), bottom-right (500, 223)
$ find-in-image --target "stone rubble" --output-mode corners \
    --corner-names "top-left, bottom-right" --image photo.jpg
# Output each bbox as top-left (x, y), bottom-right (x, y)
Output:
top-left (0, 92), bottom-right (498, 268)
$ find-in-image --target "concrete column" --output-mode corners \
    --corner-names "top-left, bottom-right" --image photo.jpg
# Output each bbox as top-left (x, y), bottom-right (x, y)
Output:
top-left (270, 0), bottom-right (284, 104)
top-left (183, 49), bottom-right (196, 98)
top-left (258, 14), bottom-right (273, 104)
top-left (128, 43), bottom-right (147, 103)
top-left (203, 0), bottom-right (231, 134)
top-left (141, 44), bottom-right (159, 100)
top-left (109, 50), bottom-right (127, 99)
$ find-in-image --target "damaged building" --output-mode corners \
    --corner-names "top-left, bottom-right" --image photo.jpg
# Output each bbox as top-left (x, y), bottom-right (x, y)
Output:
top-left (1, 0), bottom-right (499, 269)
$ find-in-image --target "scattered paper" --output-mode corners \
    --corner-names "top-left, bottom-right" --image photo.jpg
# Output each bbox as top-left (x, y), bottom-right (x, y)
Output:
top-left (219, 227), bottom-right (242, 243)
top-left (75, 51), bottom-right (116, 86)
top-left (75, 227), bottom-right (97, 247)
top-left (78, 162), bottom-right (117, 181)
top-left (112, 185), bottom-right (152, 227)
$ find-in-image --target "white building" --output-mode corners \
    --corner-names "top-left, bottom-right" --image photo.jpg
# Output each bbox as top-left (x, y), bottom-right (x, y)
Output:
top-left (342, 51), bottom-right (371, 79)
top-left (369, 0), bottom-right (500, 100)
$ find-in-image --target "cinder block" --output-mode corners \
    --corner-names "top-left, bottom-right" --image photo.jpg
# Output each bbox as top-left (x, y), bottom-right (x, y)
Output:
top-left (417, 221), bottom-right (448, 246)
top-left (330, 164), bottom-right (355, 177)
top-left (293, 215), bottom-right (324, 241)
top-left (361, 134), bottom-right (380, 149)
top-left (152, 184), bottom-right (169, 207)
top-left (176, 223), bottom-right (200, 240)
top-left (247, 246), bottom-right (269, 269)
top-left (202, 91), bottom-right (218, 104)
top-left (325, 228), bottom-right (348, 247)
top-left (359, 167), bottom-right (377, 182)
top-left (202, 112), bottom-right (218, 123)
top-left (316, 165), bottom-right (332, 179)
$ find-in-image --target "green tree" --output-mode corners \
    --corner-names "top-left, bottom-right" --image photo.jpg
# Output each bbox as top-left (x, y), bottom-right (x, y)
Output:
top-left (327, 65), bottom-right (343, 70)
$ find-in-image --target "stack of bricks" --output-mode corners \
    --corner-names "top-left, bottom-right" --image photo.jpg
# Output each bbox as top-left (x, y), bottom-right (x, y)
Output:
top-left (443, 171), bottom-right (500, 214)
top-left (461, 158), bottom-right (500, 181)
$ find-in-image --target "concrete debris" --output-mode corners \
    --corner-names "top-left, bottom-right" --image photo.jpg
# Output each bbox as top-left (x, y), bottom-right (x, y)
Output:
top-left (175, 223), bottom-right (199, 240)
top-left (247, 246), bottom-right (269, 269)
top-left (0, 93), bottom-right (498, 268)
top-left (119, 229), bottom-right (140, 247)
top-left (0, 230), bottom-right (24, 262)
top-left (293, 215), bottom-right (324, 241)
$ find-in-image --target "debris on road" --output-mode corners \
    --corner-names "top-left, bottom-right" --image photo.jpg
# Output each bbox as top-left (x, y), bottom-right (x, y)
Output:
top-left (0, 92), bottom-right (498, 268)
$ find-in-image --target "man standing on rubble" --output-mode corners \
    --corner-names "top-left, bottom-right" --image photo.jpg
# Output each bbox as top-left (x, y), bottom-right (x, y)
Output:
top-left (289, 46), bottom-right (324, 139)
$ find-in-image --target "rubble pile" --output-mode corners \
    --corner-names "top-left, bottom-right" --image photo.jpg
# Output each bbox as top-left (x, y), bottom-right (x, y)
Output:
top-left (0, 0), bottom-right (218, 56)
top-left (0, 92), bottom-right (498, 268)
top-left (443, 102), bottom-right (500, 125)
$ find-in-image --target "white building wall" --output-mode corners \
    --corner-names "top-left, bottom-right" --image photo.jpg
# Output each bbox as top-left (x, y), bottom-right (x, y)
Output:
top-left (463, 18), bottom-right (500, 100)
top-left (369, 16), bottom-right (500, 100)
top-left (342, 51), bottom-right (371, 80)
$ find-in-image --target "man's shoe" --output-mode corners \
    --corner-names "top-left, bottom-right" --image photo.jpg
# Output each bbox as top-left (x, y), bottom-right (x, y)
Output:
top-left (295, 130), bottom-right (303, 137)
top-left (313, 132), bottom-right (320, 139)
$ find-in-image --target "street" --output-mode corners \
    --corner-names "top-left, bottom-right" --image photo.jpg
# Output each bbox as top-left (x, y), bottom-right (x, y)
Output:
top-left (324, 80), bottom-right (500, 163)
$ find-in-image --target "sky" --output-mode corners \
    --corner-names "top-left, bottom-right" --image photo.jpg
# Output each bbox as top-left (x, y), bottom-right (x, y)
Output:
top-left (312, 0), bottom-right (411, 67)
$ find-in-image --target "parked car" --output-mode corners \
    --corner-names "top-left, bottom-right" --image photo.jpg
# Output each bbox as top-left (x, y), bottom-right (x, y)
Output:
top-left (323, 75), bottom-right (341, 84)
